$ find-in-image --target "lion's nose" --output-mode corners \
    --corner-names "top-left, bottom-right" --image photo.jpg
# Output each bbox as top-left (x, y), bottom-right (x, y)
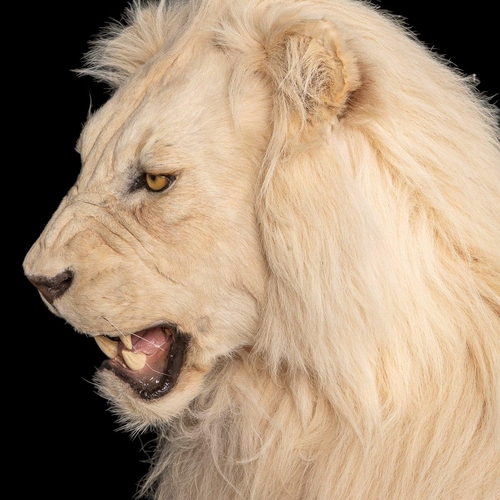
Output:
top-left (27, 270), bottom-right (74, 305)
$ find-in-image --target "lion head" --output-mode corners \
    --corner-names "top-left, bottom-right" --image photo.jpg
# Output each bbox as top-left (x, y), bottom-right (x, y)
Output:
top-left (23, 1), bottom-right (500, 499)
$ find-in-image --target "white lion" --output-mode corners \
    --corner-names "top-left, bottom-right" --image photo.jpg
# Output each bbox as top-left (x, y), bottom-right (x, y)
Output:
top-left (24, 0), bottom-right (500, 498)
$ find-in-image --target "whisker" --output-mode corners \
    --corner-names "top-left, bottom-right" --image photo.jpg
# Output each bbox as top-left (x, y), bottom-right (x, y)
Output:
top-left (101, 316), bottom-right (168, 353)
top-left (134, 334), bottom-right (168, 353)
top-left (101, 316), bottom-right (133, 341)
top-left (143, 361), bottom-right (168, 377)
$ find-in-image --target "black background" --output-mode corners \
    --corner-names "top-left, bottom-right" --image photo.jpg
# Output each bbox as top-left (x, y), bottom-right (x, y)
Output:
top-left (16, 1), bottom-right (498, 499)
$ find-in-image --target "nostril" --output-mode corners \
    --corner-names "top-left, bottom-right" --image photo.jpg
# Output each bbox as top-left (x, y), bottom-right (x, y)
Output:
top-left (27, 270), bottom-right (74, 305)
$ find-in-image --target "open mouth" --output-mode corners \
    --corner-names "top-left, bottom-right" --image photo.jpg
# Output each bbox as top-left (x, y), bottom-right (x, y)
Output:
top-left (94, 325), bottom-right (189, 400)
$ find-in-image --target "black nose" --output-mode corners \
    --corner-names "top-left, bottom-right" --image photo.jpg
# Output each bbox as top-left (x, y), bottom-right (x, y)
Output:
top-left (27, 270), bottom-right (74, 305)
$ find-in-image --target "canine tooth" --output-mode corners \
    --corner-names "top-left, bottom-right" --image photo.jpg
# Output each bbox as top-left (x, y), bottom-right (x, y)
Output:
top-left (121, 334), bottom-right (133, 350)
top-left (95, 336), bottom-right (118, 358)
top-left (122, 350), bottom-right (147, 371)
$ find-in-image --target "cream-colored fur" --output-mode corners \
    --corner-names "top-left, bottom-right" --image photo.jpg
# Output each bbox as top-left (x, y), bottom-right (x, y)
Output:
top-left (23, 1), bottom-right (500, 499)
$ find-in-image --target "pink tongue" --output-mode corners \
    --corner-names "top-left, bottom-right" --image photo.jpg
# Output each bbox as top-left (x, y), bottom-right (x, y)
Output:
top-left (132, 327), bottom-right (172, 355)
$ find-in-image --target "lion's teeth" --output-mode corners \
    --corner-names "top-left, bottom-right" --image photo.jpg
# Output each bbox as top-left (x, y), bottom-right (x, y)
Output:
top-left (121, 334), bottom-right (133, 350)
top-left (122, 349), bottom-right (147, 371)
top-left (95, 336), bottom-right (118, 358)
top-left (95, 334), bottom-right (146, 371)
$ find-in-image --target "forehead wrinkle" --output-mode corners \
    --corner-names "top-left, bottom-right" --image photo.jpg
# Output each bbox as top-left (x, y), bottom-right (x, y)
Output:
top-left (77, 89), bottom-right (156, 192)
top-left (78, 121), bottom-right (125, 192)
top-left (78, 55), bottom-right (172, 161)
top-left (134, 127), bottom-right (155, 162)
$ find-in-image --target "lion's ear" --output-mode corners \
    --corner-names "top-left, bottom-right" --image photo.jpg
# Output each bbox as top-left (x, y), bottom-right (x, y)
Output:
top-left (264, 19), bottom-right (360, 135)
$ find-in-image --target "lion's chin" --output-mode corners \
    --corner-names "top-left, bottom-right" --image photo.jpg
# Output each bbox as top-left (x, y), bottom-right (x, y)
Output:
top-left (94, 325), bottom-right (190, 400)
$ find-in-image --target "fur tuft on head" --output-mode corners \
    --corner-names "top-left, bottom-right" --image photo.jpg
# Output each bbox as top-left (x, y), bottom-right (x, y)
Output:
top-left (77, 0), bottom-right (198, 88)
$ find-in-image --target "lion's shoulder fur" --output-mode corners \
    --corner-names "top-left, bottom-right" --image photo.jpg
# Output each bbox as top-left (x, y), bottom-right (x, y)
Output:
top-left (64, 0), bottom-right (500, 498)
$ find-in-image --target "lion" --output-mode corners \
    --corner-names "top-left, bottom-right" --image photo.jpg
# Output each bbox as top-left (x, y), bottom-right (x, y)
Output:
top-left (23, 0), bottom-right (500, 498)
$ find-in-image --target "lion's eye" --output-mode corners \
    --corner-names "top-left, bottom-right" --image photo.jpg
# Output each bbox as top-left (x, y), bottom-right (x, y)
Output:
top-left (145, 173), bottom-right (176, 192)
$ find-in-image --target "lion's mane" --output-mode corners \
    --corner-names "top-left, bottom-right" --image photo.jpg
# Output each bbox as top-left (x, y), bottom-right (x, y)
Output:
top-left (31, 0), bottom-right (500, 498)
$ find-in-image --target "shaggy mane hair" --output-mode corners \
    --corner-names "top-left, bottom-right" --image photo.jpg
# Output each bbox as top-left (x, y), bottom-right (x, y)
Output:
top-left (39, 0), bottom-right (500, 498)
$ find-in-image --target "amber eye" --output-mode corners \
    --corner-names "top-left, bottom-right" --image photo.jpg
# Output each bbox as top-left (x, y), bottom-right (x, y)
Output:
top-left (145, 173), bottom-right (176, 192)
